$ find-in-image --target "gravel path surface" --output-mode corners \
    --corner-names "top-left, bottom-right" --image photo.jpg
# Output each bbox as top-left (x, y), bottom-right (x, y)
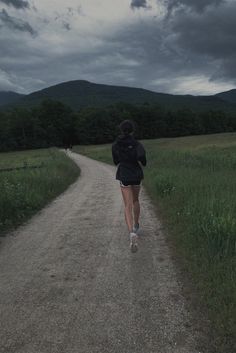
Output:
top-left (0, 151), bottom-right (200, 353)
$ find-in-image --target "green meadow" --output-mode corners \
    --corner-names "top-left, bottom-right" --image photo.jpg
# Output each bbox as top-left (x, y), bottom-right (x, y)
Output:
top-left (74, 132), bottom-right (236, 352)
top-left (0, 148), bottom-right (79, 235)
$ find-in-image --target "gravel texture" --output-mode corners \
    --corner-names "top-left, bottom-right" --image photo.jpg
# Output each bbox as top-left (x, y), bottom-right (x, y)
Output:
top-left (0, 151), bottom-right (200, 353)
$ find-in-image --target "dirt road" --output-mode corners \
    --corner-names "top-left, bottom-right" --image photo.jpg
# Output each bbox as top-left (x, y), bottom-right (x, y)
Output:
top-left (0, 151), bottom-right (199, 353)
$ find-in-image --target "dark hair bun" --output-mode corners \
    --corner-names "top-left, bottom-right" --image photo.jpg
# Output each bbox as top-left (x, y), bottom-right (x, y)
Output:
top-left (119, 120), bottom-right (134, 135)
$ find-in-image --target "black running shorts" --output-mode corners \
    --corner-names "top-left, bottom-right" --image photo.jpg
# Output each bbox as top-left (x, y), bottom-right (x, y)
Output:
top-left (120, 180), bottom-right (141, 187)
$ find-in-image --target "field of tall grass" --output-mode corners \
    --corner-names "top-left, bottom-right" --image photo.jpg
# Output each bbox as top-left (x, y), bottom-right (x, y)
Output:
top-left (74, 132), bottom-right (236, 353)
top-left (0, 148), bottom-right (80, 235)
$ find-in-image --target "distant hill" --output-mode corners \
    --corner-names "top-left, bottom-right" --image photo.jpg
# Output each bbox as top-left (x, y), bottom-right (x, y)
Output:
top-left (3, 80), bottom-right (236, 112)
top-left (0, 91), bottom-right (25, 106)
top-left (216, 89), bottom-right (236, 104)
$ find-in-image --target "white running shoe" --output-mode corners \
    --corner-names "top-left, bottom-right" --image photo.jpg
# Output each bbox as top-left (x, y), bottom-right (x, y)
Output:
top-left (133, 223), bottom-right (139, 234)
top-left (130, 232), bottom-right (138, 253)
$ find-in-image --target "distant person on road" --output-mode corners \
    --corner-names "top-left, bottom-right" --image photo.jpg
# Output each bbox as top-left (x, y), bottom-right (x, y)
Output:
top-left (112, 120), bottom-right (147, 253)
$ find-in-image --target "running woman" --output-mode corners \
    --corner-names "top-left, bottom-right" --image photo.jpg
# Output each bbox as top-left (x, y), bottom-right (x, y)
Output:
top-left (112, 120), bottom-right (147, 253)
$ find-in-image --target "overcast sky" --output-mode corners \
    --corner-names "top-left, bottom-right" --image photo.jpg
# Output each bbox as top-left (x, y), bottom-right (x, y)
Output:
top-left (0, 0), bottom-right (235, 95)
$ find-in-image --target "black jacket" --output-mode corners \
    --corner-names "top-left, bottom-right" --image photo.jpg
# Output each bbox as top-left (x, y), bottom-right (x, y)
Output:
top-left (112, 134), bottom-right (147, 182)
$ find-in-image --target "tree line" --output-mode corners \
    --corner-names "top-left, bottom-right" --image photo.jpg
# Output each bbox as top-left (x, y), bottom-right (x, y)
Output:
top-left (0, 99), bottom-right (235, 151)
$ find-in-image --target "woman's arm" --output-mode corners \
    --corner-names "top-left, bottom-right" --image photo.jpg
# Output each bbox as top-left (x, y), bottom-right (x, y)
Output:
top-left (137, 142), bottom-right (147, 166)
top-left (112, 143), bottom-right (120, 165)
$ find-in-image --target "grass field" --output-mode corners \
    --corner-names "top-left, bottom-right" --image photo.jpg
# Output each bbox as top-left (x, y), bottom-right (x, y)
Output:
top-left (0, 148), bottom-right (80, 235)
top-left (73, 132), bottom-right (236, 353)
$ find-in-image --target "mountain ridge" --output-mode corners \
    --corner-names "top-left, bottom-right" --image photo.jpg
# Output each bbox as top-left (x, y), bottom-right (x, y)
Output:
top-left (216, 89), bottom-right (236, 104)
top-left (1, 80), bottom-right (236, 112)
top-left (0, 91), bottom-right (25, 106)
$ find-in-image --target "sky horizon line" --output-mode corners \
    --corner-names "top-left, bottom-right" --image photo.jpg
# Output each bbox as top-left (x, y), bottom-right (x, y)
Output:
top-left (1, 77), bottom-right (235, 97)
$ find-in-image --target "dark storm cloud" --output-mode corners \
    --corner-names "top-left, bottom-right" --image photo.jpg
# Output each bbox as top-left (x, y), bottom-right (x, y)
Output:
top-left (95, 0), bottom-right (236, 91)
top-left (165, 0), bottom-right (224, 13)
top-left (0, 31), bottom-right (46, 91)
top-left (62, 22), bottom-right (71, 31)
top-left (0, 0), bottom-right (30, 10)
top-left (0, 9), bottom-right (36, 35)
top-left (104, 19), bottom-right (206, 88)
top-left (54, 6), bottom-right (83, 30)
top-left (130, 0), bottom-right (149, 10)
top-left (169, 0), bottom-right (236, 80)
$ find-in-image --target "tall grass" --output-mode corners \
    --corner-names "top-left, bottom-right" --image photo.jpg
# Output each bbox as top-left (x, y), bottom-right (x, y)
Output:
top-left (75, 132), bottom-right (236, 352)
top-left (0, 148), bottom-right (80, 235)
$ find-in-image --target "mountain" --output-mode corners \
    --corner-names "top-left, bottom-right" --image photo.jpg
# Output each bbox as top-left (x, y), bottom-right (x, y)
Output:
top-left (0, 91), bottom-right (25, 106)
top-left (215, 89), bottom-right (236, 104)
top-left (3, 80), bottom-right (236, 112)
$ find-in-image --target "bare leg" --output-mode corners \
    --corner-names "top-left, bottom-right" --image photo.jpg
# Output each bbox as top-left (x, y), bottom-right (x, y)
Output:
top-left (120, 186), bottom-right (134, 233)
top-left (131, 185), bottom-right (141, 226)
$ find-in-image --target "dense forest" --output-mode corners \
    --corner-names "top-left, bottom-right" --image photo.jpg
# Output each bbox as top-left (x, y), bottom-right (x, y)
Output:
top-left (0, 99), bottom-right (235, 151)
